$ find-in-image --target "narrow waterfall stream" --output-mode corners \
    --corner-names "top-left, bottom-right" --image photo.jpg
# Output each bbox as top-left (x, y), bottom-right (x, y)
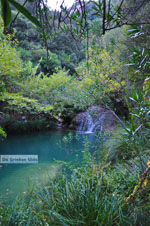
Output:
top-left (77, 113), bottom-right (95, 133)
top-left (74, 106), bottom-right (116, 133)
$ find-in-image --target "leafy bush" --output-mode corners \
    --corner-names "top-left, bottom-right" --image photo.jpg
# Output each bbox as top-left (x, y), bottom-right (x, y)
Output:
top-left (0, 92), bottom-right (53, 115)
top-left (17, 69), bottom-right (98, 118)
top-left (19, 70), bottom-right (71, 100)
top-left (77, 48), bottom-right (126, 94)
top-left (0, 20), bottom-right (23, 88)
top-left (0, 126), bottom-right (7, 139)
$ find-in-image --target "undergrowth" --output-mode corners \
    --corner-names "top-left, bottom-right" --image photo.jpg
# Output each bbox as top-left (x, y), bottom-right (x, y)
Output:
top-left (0, 131), bottom-right (150, 226)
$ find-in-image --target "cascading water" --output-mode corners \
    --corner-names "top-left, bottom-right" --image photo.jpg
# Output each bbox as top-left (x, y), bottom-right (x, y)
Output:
top-left (74, 106), bottom-right (116, 133)
top-left (77, 112), bottom-right (95, 133)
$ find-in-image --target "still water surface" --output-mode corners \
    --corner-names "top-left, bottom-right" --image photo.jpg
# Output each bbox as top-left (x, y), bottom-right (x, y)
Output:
top-left (0, 130), bottom-right (94, 202)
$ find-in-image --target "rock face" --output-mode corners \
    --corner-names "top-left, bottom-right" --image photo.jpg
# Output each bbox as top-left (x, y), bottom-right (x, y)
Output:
top-left (70, 106), bottom-right (117, 133)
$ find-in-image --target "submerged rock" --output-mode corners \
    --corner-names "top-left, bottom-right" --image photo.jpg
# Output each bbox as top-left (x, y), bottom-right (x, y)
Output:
top-left (71, 106), bottom-right (117, 132)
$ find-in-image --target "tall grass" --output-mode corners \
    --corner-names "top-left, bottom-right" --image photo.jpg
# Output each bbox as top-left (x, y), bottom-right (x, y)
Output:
top-left (0, 150), bottom-right (150, 225)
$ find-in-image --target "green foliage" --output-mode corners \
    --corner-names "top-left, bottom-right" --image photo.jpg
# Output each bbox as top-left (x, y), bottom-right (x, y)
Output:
top-left (0, 22), bottom-right (23, 85)
top-left (0, 81), bottom-right (6, 93)
top-left (0, 0), bottom-right (11, 27)
top-left (0, 1), bottom-right (150, 225)
top-left (0, 126), bottom-right (7, 139)
top-left (21, 60), bottom-right (40, 77)
top-left (17, 69), bottom-right (98, 118)
top-left (103, 124), bottom-right (150, 162)
top-left (77, 48), bottom-right (126, 96)
top-left (0, 92), bottom-right (54, 114)
top-left (127, 89), bottom-right (150, 129)
top-left (0, 0), bottom-right (41, 27)
top-left (127, 44), bottom-right (150, 86)
top-left (19, 70), bottom-right (71, 99)
top-left (0, 21), bottom-right (56, 132)
top-left (40, 51), bottom-right (61, 74)
top-left (11, 11), bottom-right (84, 75)
top-left (125, 23), bottom-right (150, 88)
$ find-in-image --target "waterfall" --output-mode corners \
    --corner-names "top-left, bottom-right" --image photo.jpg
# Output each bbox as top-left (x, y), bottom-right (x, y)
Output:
top-left (77, 112), bottom-right (95, 133)
top-left (74, 106), bottom-right (116, 133)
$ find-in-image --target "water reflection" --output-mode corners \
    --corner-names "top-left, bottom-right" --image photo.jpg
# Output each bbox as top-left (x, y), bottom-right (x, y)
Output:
top-left (0, 130), bottom-right (95, 202)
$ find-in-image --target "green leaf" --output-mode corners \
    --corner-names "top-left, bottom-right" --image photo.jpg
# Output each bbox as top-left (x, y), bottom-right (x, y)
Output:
top-left (92, 6), bottom-right (99, 11)
top-left (0, 0), bottom-right (11, 27)
top-left (8, 0), bottom-right (41, 27)
top-left (0, 126), bottom-right (7, 139)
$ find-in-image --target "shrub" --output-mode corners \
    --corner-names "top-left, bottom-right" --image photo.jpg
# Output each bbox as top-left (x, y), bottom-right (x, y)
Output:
top-left (0, 20), bottom-right (23, 88)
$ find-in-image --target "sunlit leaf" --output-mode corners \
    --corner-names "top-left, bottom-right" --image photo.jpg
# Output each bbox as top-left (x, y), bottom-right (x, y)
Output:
top-left (8, 0), bottom-right (41, 27)
top-left (0, 0), bottom-right (11, 27)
